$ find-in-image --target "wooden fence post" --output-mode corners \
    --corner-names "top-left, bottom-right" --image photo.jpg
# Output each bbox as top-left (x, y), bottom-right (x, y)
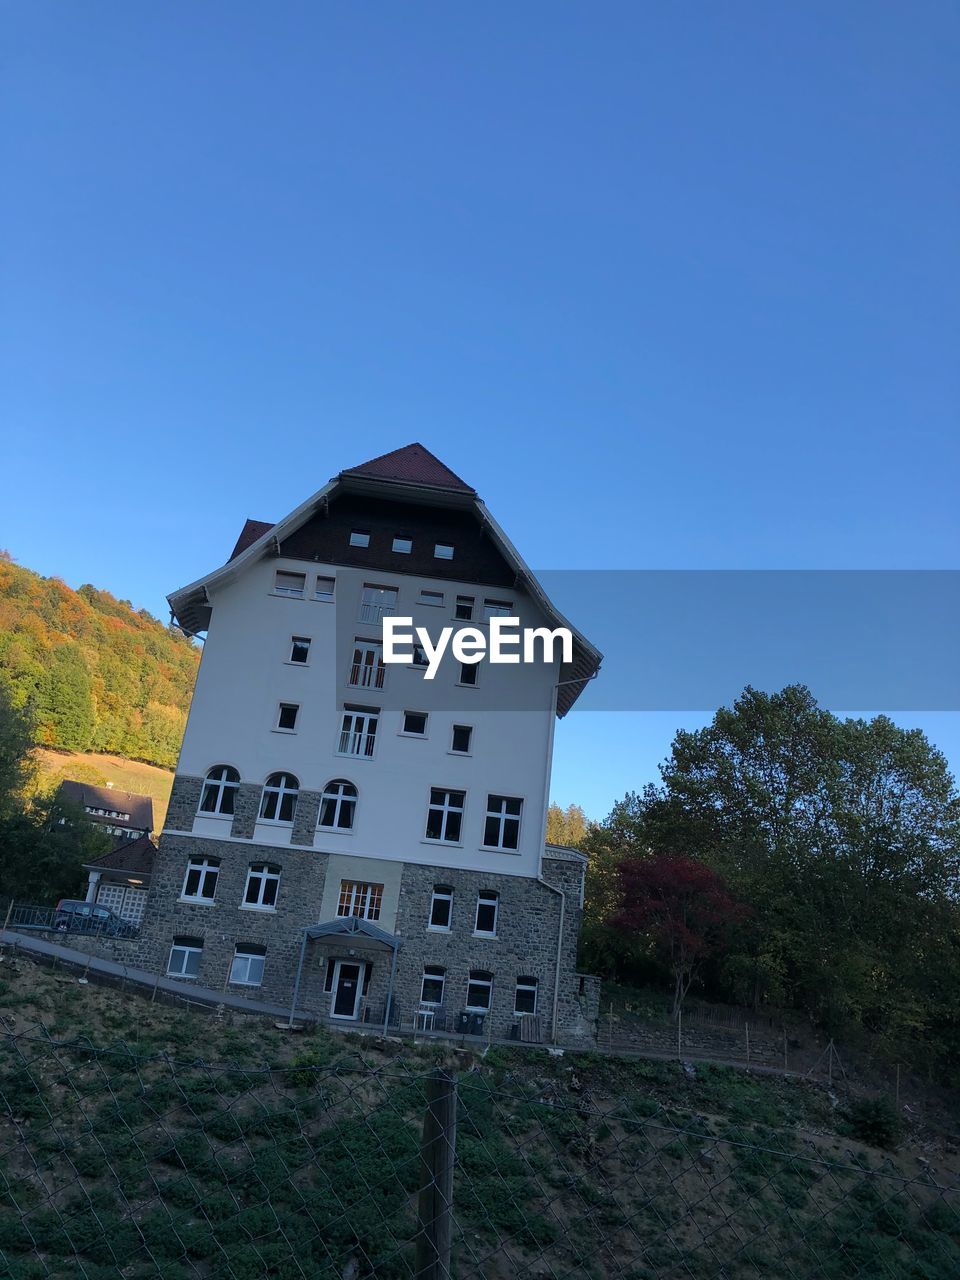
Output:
top-left (745, 1023), bottom-right (750, 1067)
top-left (415, 1067), bottom-right (457, 1280)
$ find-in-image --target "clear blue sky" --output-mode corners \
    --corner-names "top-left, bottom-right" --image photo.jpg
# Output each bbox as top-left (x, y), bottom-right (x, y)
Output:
top-left (2, 2), bottom-right (958, 817)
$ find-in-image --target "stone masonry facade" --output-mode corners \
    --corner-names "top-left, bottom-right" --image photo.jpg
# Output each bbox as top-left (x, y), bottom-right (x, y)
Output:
top-left (128, 775), bottom-right (597, 1043)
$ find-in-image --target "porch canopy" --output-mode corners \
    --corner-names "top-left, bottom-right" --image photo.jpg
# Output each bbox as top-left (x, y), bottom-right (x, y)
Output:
top-left (288, 915), bottom-right (402, 1033)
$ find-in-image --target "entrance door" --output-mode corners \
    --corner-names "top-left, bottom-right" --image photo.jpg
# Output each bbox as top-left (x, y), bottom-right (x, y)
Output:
top-left (331, 961), bottom-right (363, 1019)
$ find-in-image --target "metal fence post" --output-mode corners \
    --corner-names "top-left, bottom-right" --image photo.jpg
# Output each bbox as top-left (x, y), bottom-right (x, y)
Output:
top-left (415, 1067), bottom-right (457, 1280)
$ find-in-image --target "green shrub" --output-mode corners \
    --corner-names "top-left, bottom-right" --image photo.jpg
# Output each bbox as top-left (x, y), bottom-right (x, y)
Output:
top-left (842, 1096), bottom-right (902, 1150)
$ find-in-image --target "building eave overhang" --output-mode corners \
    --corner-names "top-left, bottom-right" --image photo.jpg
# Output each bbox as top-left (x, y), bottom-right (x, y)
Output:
top-left (167, 468), bottom-right (602, 713)
top-left (302, 915), bottom-right (401, 949)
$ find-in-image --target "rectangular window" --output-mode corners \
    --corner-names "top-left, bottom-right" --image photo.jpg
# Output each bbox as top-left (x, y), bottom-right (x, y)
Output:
top-left (349, 641), bottom-right (385, 690)
top-left (434, 544), bottom-right (454, 560)
top-left (277, 703), bottom-right (299, 731)
top-left (455, 595), bottom-right (474, 620)
top-left (515, 976), bottom-right (538, 1016)
top-left (349, 530), bottom-right (370, 548)
top-left (275, 570), bottom-right (306, 598)
top-left (466, 971), bottom-right (493, 1012)
top-left (402, 711), bottom-right (428, 736)
top-left (451, 724), bottom-right (472, 754)
top-left (425, 788), bottom-right (465, 843)
top-left (429, 886), bottom-right (453, 931)
top-left (290, 636), bottom-right (311, 664)
top-left (419, 589), bottom-right (444, 607)
top-left (483, 598), bottom-right (513, 619)
top-left (243, 864), bottom-right (281, 910)
top-left (459, 662), bottom-right (479, 687)
top-left (412, 644), bottom-right (429, 668)
top-left (392, 536), bottom-right (413, 554)
top-left (338, 707), bottom-right (379, 757)
top-left (230, 948), bottom-right (265, 986)
top-left (474, 890), bottom-right (499, 936)
top-left (484, 795), bottom-right (522, 851)
top-left (359, 583), bottom-right (398, 624)
top-left (181, 858), bottom-right (219, 902)
top-left (421, 965), bottom-right (445, 1006)
top-left (168, 939), bottom-right (202, 978)
top-left (336, 880), bottom-right (383, 922)
top-left (315, 576), bottom-right (335, 602)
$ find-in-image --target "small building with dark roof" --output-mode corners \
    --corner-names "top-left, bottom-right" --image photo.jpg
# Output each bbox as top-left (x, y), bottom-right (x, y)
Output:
top-left (57, 781), bottom-right (154, 840)
top-left (82, 835), bottom-right (156, 924)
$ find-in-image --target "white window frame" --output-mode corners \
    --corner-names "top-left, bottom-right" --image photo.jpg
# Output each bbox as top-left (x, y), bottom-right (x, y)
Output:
top-left (230, 949), bottom-right (265, 986)
top-left (198, 766), bottom-right (239, 817)
top-left (337, 707), bottom-right (379, 758)
top-left (317, 779), bottom-right (358, 831)
top-left (314, 575), bottom-right (335, 603)
top-left (425, 788), bottom-right (465, 844)
top-left (474, 890), bottom-right (499, 937)
top-left (458, 661), bottom-right (479, 688)
top-left (276, 702), bottom-right (299, 733)
top-left (434, 543), bottom-right (454, 560)
top-left (401, 710), bottom-right (428, 737)
top-left (392, 536), bottom-right (413, 554)
top-left (359, 583), bottom-right (398, 624)
top-left (168, 941), bottom-right (202, 978)
top-left (419, 589), bottom-right (444, 607)
top-left (348, 641), bottom-right (385, 690)
top-left (289, 636), bottom-right (311, 665)
top-left (336, 880), bottom-right (384, 922)
top-left (421, 965), bottom-right (446, 1007)
top-left (259, 773), bottom-right (300, 824)
top-left (484, 795), bottom-right (523, 851)
top-left (466, 971), bottom-right (493, 1012)
top-left (428, 886), bottom-right (453, 932)
top-left (483, 598), bottom-right (513, 619)
top-left (455, 595), bottom-right (474, 620)
top-left (274, 570), bottom-right (306, 598)
top-left (450, 724), bottom-right (472, 755)
top-left (180, 858), bottom-right (219, 903)
top-left (242, 863), bottom-right (281, 911)
top-left (349, 530), bottom-right (370, 547)
top-left (515, 976), bottom-right (539, 1016)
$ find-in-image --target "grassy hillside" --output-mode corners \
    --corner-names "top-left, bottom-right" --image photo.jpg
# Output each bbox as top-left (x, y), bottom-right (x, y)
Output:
top-left (0, 955), bottom-right (957, 1279)
top-left (0, 552), bottom-right (198, 769)
top-left (30, 748), bottom-right (175, 832)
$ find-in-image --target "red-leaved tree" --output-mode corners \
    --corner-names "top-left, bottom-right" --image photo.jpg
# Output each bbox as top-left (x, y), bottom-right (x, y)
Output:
top-left (613, 856), bottom-right (747, 1018)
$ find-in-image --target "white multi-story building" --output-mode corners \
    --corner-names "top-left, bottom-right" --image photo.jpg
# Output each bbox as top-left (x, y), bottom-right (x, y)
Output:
top-left (136, 444), bottom-right (601, 1042)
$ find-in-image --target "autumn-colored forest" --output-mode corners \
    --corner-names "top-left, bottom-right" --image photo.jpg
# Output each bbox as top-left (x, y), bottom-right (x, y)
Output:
top-left (0, 552), bottom-right (199, 769)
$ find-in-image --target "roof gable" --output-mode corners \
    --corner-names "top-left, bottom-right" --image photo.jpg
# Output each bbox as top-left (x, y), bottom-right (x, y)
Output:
top-left (342, 443), bottom-right (474, 493)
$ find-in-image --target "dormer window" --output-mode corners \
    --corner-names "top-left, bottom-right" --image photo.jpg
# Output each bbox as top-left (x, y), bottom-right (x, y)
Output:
top-left (275, 571), bottom-right (306, 598)
top-left (434, 543), bottom-right (454, 560)
top-left (350, 530), bottom-right (370, 548)
top-left (392, 536), bottom-right (413, 554)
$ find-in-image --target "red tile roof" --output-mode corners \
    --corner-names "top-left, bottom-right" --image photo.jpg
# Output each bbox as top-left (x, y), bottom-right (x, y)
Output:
top-left (342, 443), bottom-right (474, 493)
top-left (84, 834), bottom-right (156, 877)
top-left (229, 518), bottom-right (274, 561)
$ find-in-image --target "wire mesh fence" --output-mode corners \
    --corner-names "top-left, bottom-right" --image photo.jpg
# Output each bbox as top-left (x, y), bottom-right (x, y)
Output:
top-left (0, 1025), bottom-right (957, 1280)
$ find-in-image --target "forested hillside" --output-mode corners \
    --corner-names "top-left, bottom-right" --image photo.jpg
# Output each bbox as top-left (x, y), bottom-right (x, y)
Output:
top-left (0, 552), bottom-right (199, 769)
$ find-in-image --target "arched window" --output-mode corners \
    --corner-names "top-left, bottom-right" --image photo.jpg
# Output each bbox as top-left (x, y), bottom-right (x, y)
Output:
top-left (260, 772), bottom-right (299, 823)
top-left (198, 765), bottom-right (240, 816)
top-left (318, 779), bottom-right (358, 831)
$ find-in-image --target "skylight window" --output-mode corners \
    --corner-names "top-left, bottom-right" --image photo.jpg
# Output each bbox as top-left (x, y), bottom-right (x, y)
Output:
top-left (434, 543), bottom-right (454, 560)
top-left (350, 530), bottom-right (371, 548)
top-left (392, 536), bottom-right (413, 554)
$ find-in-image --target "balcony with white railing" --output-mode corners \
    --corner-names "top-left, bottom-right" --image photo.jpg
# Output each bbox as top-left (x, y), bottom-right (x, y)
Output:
top-left (358, 601), bottom-right (396, 624)
top-left (337, 728), bottom-right (378, 757)
top-left (348, 660), bottom-right (385, 690)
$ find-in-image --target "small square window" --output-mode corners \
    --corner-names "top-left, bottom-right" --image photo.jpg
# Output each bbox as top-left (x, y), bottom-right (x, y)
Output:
top-left (455, 595), bottom-right (474, 620)
top-left (393, 536), bottom-right (413, 554)
top-left (419, 589), bottom-right (444, 607)
top-left (412, 645), bottom-right (429, 668)
top-left (277, 703), bottom-right (299, 731)
top-left (434, 543), bottom-right (454, 560)
top-left (350, 530), bottom-right (370, 548)
top-left (290, 636), bottom-right (311, 664)
top-left (459, 662), bottom-right (479, 687)
top-left (275, 571), bottom-right (306, 598)
top-left (451, 724), bottom-right (472, 754)
top-left (403, 711), bottom-right (428, 736)
top-left (315, 576), bottom-right (335, 602)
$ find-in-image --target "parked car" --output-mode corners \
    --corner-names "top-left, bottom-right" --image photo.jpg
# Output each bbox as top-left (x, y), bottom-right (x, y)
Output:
top-left (54, 899), bottom-right (138, 939)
